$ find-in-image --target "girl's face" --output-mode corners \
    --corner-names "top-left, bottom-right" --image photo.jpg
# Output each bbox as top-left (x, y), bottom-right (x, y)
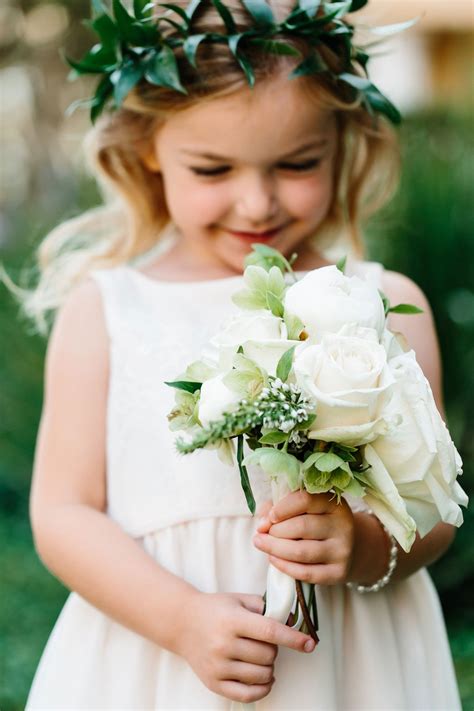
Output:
top-left (147, 73), bottom-right (339, 274)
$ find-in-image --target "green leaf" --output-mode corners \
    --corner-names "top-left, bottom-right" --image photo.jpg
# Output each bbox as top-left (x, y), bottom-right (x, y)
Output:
top-left (336, 255), bottom-right (347, 273)
top-left (111, 62), bottom-right (145, 106)
top-left (183, 34), bottom-right (207, 67)
top-left (344, 478), bottom-right (365, 497)
top-left (66, 50), bottom-right (115, 75)
top-left (91, 14), bottom-right (120, 50)
top-left (237, 435), bottom-right (256, 514)
top-left (313, 452), bottom-right (345, 473)
top-left (349, 0), bottom-right (368, 10)
top-left (235, 51), bottom-right (256, 87)
top-left (379, 289), bottom-right (390, 316)
top-left (268, 265), bottom-right (286, 298)
top-left (134, 0), bottom-right (154, 19)
top-left (339, 73), bottom-right (401, 125)
top-left (145, 46), bottom-right (187, 93)
top-left (276, 345), bottom-right (296, 383)
top-left (185, 0), bottom-right (203, 20)
top-left (291, 52), bottom-right (327, 78)
top-left (228, 33), bottom-right (245, 59)
top-left (364, 85), bottom-right (401, 125)
top-left (369, 17), bottom-right (419, 37)
top-left (266, 291), bottom-right (284, 317)
top-left (91, 0), bottom-right (109, 18)
top-left (248, 39), bottom-right (300, 57)
top-left (90, 75), bottom-right (114, 122)
top-left (241, 0), bottom-right (275, 26)
top-left (258, 431), bottom-right (288, 445)
top-left (388, 303), bottom-right (424, 315)
top-left (299, 0), bottom-right (321, 18)
top-left (158, 3), bottom-right (191, 25)
top-left (232, 289), bottom-right (267, 310)
top-left (212, 0), bottom-right (236, 33)
top-left (164, 379), bottom-right (202, 393)
top-left (243, 448), bottom-right (300, 489)
top-left (113, 0), bottom-right (150, 43)
top-left (339, 72), bottom-right (371, 91)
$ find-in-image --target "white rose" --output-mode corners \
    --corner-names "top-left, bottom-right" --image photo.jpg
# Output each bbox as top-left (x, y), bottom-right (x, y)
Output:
top-left (198, 374), bottom-right (241, 427)
top-left (364, 351), bottom-right (468, 540)
top-left (293, 331), bottom-right (395, 444)
top-left (204, 310), bottom-right (299, 375)
top-left (284, 265), bottom-right (386, 343)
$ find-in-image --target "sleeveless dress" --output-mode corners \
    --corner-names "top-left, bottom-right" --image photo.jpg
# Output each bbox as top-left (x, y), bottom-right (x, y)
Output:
top-left (26, 259), bottom-right (461, 711)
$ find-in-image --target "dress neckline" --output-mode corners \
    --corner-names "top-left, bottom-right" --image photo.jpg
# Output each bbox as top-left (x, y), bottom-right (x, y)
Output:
top-left (123, 265), bottom-right (244, 288)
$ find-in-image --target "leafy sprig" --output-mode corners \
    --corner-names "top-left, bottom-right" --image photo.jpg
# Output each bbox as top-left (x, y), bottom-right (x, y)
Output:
top-left (66, 0), bottom-right (414, 123)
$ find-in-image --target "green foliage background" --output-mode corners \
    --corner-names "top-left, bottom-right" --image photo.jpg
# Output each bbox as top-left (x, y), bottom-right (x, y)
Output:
top-left (1, 111), bottom-right (473, 708)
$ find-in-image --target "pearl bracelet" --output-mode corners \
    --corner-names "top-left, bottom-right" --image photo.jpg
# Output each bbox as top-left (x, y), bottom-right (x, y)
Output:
top-left (346, 511), bottom-right (398, 593)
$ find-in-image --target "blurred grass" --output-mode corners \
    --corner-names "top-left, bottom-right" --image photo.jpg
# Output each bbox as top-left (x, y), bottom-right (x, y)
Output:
top-left (1, 109), bottom-right (473, 708)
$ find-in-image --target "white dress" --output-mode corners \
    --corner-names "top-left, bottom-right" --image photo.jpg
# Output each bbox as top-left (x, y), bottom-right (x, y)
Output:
top-left (27, 260), bottom-right (461, 711)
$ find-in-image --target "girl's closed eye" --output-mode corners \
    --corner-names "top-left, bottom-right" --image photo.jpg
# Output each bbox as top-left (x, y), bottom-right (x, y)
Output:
top-left (189, 158), bottom-right (322, 177)
top-left (278, 158), bottom-right (322, 172)
top-left (190, 165), bottom-right (230, 178)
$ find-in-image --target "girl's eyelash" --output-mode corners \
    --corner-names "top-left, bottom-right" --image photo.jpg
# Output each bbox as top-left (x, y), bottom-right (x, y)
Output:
top-left (278, 159), bottom-right (322, 171)
top-left (190, 159), bottom-right (321, 177)
top-left (191, 166), bottom-right (231, 176)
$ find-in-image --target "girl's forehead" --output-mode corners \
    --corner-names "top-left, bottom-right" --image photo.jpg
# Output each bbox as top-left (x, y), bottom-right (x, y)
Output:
top-left (155, 76), bottom-right (337, 158)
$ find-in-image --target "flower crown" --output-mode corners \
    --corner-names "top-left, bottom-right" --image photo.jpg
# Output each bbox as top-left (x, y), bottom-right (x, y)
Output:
top-left (68, 0), bottom-right (414, 124)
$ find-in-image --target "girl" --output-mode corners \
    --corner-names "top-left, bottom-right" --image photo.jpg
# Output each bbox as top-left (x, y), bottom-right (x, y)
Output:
top-left (21, 0), bottom-right (461, 708)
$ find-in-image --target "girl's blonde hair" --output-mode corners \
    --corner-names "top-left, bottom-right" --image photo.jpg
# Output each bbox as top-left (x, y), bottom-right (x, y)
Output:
top-left (10, 0), bottom-right (399, 336)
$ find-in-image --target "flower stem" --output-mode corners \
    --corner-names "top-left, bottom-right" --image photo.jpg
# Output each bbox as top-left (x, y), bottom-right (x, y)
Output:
top-left (295, 581), bottom-right (319, 644)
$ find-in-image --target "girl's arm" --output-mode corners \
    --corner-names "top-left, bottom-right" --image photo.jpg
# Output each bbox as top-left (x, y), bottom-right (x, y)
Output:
top-left (254, 271), bottom-right (457, 586)
top-left (31, 279), bottom-right (315, 703)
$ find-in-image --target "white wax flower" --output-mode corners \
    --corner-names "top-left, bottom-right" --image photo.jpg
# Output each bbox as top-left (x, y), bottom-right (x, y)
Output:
top-left (293, 330), bottom-right (394, 443)
top-left (365, 350), bottom-right (468, 538)
top-left (284, 265), bottom-right (386, 343)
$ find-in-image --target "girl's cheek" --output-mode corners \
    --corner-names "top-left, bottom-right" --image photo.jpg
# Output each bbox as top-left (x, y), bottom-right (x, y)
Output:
top-left (168, 180), bottom-right (229, 226)
top-left (284, 175), bottom-right (333, 219)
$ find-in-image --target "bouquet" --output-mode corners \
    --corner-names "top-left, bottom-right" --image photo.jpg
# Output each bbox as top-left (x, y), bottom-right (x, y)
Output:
top-left (166, 246), bottom-right (467, 644)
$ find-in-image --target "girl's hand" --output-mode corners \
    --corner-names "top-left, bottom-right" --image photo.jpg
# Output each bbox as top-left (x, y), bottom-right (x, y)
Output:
top-left (254, 490), bottom-right (355, 585)
top-left (178, 590), bottom-right (316, 703)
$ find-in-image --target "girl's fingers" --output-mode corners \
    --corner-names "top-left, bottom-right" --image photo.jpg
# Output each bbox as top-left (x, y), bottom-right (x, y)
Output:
top-left (269, 490), bottom-right (336, 523)
top-left (239, 610), bottom-right (315, 653)
top-left (256, 499), bottom-right (273, 519)
top-left (266, 514), bottom-right (332, 540)
top-left (219, 679), bottom-right (274, 704)
top-left (268, 555), bottom-right (345, 585)
top-left (231, 638), bottom-right (278, 667)
top-left (237, 593), bottom-right (265, 615)
top-left (253, 532), bottom-right (330, 564)
top-left (222, 660), bottom-right (274, 685)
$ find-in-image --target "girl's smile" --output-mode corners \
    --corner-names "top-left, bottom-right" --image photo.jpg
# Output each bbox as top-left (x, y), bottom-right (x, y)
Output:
top-left (143, 72), bottom-right (339, 277)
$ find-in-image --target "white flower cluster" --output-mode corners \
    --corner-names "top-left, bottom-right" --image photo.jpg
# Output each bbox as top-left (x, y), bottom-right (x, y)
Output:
top-left (257, 378), bottom-right (314, 433)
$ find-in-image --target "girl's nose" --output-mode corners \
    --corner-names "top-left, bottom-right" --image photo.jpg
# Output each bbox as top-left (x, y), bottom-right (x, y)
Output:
top-left (235, 172), bottom-right (278, 224)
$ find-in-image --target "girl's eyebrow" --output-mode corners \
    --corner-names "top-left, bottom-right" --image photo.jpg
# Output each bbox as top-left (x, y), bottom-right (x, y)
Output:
top-left (180, 139), bottom-right (329, 162)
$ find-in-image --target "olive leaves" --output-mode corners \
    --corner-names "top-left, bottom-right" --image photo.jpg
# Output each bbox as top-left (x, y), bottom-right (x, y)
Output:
top-left (67, 0), bottom-right (413, 124)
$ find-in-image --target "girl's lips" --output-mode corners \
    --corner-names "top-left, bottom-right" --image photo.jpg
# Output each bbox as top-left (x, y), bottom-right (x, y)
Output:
top-left (224, 225), bottom-right (288, 241)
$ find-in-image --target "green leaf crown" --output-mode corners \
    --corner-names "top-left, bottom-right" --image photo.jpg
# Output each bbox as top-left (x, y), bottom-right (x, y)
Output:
top-left (68, 0), bottom-right (413, 124)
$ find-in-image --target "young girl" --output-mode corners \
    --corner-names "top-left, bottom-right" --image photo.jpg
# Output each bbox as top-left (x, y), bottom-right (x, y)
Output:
top-left (22, 0), bottom-right (461, 708)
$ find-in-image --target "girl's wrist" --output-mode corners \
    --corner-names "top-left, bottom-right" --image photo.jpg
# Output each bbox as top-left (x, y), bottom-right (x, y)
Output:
top-left (347, 511), bottom-right (393, 586)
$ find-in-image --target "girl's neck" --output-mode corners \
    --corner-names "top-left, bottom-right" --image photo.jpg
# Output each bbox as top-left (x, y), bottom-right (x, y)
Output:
top-left (136, 227), bottom-right (334, 283)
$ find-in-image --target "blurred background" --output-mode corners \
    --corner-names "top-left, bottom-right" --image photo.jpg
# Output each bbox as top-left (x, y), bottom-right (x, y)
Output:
top-left (0, 0), bottom-right (473, 708)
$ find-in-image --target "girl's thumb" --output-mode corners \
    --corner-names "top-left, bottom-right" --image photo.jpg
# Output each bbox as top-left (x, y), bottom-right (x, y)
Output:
top-left (237, 593), bottom-right (265, 615)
